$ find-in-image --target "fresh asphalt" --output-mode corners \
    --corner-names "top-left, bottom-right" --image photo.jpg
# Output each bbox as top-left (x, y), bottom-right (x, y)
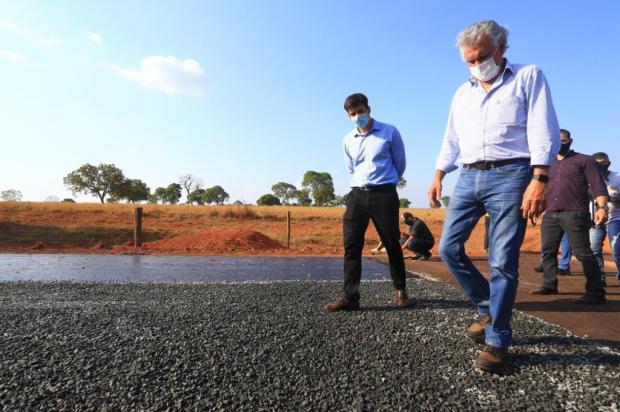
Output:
top-left (1, 271), bottom-right (619, 410)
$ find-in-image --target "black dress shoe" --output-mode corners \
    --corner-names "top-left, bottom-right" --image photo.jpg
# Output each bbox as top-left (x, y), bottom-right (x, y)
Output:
top-left (574, 294), bottom-right (606, 304)
top-left (409, 253), bottom-right (423, 260)
top-left (558, 268), bottom-right (571, 276)
top-left (420, 251), bottom-right (432, 260)
top-left (531, 287), bottom-right (559, 295)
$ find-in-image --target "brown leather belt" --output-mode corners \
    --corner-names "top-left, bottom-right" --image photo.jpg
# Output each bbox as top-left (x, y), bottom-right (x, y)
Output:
top-left (463, 158), bottom-right (530, 170)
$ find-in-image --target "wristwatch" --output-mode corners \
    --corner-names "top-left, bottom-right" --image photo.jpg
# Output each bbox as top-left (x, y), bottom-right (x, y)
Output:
top-left (531, 174), bottom-right (549, 183)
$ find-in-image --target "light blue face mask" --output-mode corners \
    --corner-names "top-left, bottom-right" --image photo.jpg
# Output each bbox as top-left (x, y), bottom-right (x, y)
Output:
top-left (352, 113), bottom-right (370, 129)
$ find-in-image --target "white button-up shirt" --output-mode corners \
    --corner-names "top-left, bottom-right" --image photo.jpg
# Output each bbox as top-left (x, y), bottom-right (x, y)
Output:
top-left (435, 60), bottom-right (560, 173)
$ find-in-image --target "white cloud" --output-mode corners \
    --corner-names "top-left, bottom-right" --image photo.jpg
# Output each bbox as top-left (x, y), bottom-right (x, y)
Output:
top-left (110, 55), bottom-right (207, 97)
top-left (87, 32), bottom-right (103, 45)
top-left (1, 19), bottom-right (62, 47)
top-left (0, 50), bottom-right (28, 63)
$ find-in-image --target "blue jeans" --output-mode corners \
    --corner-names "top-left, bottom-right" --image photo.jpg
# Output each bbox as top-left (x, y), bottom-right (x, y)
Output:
top-left (590, 225), bottom-right (607, 280)
top-left (607, 220), bottom-right (620, 279)
top-left (558, 233), bottom-right (571, 271)
top-left (439, 161), bottom-right (529, 349)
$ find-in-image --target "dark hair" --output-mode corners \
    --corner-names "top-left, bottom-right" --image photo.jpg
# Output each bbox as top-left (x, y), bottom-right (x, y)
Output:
top-left (344, 93), bottom-right (369, 111)
top-left (403, 212), bottom-right (414, 220)
top-left (559, 128), bottom-right (571, 138)
top-left (592, 152), bottom-right (609, 161)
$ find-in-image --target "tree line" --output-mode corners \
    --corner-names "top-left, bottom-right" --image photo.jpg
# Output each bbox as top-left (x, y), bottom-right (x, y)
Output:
top-left (2, 163), bottom-right (422, 207)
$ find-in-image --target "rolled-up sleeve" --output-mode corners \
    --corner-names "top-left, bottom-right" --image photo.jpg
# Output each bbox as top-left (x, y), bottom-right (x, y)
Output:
top-left (525, 67), bottom-right (560, 166)
top-left (390, 128), bottom-right (406, 178)
top-left (435, 97), bottom-right (460, 173)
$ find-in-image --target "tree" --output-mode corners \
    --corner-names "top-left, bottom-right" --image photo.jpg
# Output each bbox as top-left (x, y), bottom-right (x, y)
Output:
top-left (399, 198), bottom-right (411, 208)
top-left (178, 174), bottom-right (203, 203)
top-left (203, 185), bottom-right (229, 205)
top-left (63, 163), bottom-right (125, 204)
top-left (440, 195), bottom-right (450, 208)
top-left (301, 171), bottom-right (335, 207)
top-left (164, 183), bottom-right (182, 204)
top-left (271, 182), bottom-right (298, 205)
top-left (257, 194), bottom-right (281, 206)
top-left (152, 187), bottom-right (167, 204)
top-left (0, 189), bottom-right (23, 201)
top-left (112, 179), bottom-right (150, 203)
top-left (188, 188), bottom-right (206, 205)
top-left (295, 189), bottom-right (312, 206)
top-left (233, 200), bottom-right (244, 205)
top-left (331, 194), bottom-right (349, 206)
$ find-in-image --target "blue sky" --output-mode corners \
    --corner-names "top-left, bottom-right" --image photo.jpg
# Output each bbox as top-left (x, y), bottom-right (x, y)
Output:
top-left (1, 0), bottom-right (619, 205)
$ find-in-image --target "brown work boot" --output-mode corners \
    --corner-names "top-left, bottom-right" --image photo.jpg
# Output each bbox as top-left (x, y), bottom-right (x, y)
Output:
top-left (466, 314), bottom-right (492, 343)
top-left (324, 297), bottom-right (359, 312)
top-left (475, 345), bottom-right (508, 374)
top-left (395, 289), bottom-right (410, 307)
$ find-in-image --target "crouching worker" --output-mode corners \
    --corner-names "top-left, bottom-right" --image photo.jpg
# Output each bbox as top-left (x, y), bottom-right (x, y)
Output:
top-left (400, 212), bottom-right (435, 260)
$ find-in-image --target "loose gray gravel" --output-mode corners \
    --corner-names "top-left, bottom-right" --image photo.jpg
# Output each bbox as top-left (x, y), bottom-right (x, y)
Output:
top-left (1, 277), bottom-right (619, 411)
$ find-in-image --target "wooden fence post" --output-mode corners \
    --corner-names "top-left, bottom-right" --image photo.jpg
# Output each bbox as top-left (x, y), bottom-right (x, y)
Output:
top-left (134, 207), bottom-right (143, 247)
top-left (287, 210), bottom-right (291, 249)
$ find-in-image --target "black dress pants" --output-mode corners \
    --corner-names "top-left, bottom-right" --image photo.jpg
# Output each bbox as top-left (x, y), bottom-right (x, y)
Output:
top-left (342, 186), bottom-right (406, 300)
top-left (541, 211), bottom-right (604, 296)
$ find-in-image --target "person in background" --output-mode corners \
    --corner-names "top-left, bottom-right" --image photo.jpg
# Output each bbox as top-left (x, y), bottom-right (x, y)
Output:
top-left (400, 212), bottom-right (435, 260)
top-left (325, 93), bottom-right (410, 312)
top-left (532, 130), bottom-right (608, 303)
top-left (590, 152), bottom-right (620, 286)
top-left (428, 20), bottom-right (559, 373)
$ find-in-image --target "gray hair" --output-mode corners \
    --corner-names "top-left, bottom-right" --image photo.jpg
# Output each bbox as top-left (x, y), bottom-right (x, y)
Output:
top-left (457, 20), bottom-right (509, 49)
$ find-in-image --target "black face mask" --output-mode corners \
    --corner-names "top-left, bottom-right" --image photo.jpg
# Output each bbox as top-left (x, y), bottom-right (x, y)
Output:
top-left (597, 162), bottom-right (611, 173)
top-left (558, 142), bottom-right (571, 155)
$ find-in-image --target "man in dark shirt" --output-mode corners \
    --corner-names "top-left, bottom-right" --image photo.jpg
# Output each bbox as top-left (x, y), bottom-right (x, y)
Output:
top-left (400, 212), bottom-right (435, 260)
top-left (533, 129), bottom-right (609, 303)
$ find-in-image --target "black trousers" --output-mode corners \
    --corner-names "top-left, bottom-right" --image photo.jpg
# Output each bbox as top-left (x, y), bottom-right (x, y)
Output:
top-left (541, 211), bottom-right (604, 296)
top-left (343, 186), bottom-right (406, 300)
top-left (404, 238), bottom-right (434, 254)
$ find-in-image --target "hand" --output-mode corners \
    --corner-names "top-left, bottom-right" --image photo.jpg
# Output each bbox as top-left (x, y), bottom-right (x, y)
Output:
top-left (521, 180), bottom-right (547, 223)
top-left (428, 179), bottom-right (443, 209)
top-left (594, 208), bottom-right (608, 226)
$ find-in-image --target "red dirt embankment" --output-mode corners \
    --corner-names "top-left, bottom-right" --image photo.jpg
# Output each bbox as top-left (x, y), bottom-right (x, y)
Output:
top-left (144, 229), bottom-right (284, 254)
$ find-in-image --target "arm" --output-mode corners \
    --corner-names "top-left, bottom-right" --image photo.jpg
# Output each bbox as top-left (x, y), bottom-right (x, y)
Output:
top-left (390, 127), bottom-right (406, 178)
top-left (428, 98), bottom-right (460, 207)
top-left (343, 138), bottom-right (354, 174)
top-left (521, 68), bottom-right (560, 222)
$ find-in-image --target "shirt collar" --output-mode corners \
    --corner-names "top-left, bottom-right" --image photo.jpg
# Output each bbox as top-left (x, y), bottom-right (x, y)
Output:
top-left (468, 59), bottom-right (515, 85)
top-left (354, 119), bottom-right (381, 137)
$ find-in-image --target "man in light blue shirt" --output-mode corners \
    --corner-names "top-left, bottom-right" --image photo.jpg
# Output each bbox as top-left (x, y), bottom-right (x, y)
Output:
top-left (325, 93), bottom-right (410, 311)
top-left (427, 20), bottom-right (560, 373)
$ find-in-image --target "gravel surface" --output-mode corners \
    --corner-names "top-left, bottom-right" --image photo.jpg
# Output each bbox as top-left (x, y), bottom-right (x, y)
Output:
top-left (1, 278), bottom-right (619, 411)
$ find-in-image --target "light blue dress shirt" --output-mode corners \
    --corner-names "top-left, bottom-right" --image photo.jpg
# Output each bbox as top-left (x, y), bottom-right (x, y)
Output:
top-left (435, 60), bottom-right (560, 173)
top-left (343, 119), bottom-right (406, 187)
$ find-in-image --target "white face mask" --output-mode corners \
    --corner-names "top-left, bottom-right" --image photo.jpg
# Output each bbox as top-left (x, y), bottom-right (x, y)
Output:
top-left (469, 55), bottom-right (500, 81)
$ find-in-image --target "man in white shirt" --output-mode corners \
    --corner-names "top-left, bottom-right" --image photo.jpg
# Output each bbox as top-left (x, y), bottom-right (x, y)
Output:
top-left (427, 20), bottom-right (560, 373)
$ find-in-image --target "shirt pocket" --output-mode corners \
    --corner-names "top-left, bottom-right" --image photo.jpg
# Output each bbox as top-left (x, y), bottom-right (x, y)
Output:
top-left (486, 96), bottom-right (524, 126)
